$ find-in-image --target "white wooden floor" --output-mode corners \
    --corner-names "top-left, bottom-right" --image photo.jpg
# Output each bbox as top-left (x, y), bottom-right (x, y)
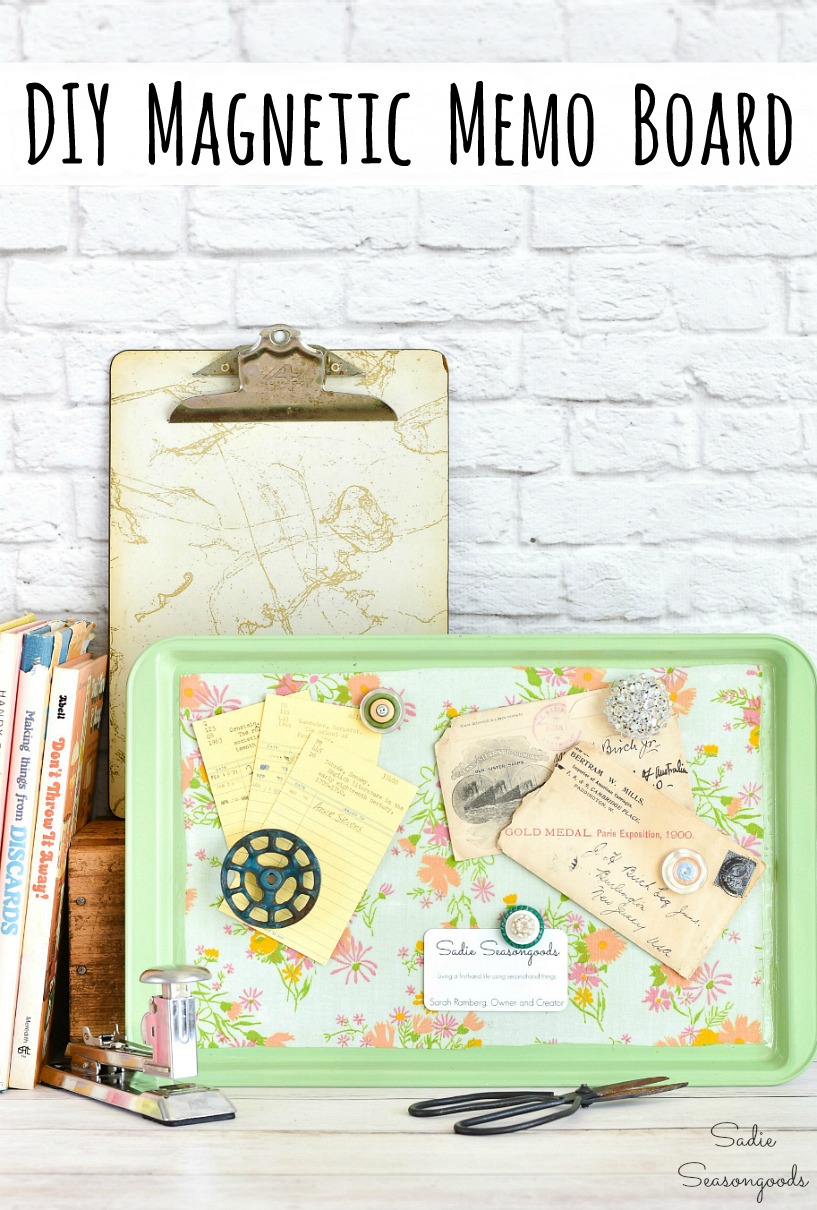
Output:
top-left (1, 1065), bottom-right (816, 1208)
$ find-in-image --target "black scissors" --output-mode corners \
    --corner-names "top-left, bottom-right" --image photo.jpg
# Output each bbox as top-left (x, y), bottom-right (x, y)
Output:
top-left (408, 1076), bottom-right (687, 1135)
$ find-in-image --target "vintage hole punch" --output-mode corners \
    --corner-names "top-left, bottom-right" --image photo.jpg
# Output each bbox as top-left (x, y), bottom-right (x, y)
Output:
top-left (40, 966), bottom-right (235, 1126)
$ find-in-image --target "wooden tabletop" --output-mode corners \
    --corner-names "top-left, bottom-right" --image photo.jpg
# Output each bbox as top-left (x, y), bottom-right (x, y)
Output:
top-left (2, 1064), bottom-right (816, 1207)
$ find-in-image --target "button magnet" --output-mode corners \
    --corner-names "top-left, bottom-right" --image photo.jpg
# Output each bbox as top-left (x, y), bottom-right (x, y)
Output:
top-left (500, 905), bottom-right (545, 949)
top-left (605, 672), bottom-right (672, 740)
top-left (359, 688), bottom-right (403, 733)
top-left (662, 848), bottom-right (708, 894)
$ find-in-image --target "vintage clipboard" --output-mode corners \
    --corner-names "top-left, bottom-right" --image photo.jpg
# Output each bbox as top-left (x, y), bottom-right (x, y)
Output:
top-left (109, 327), bottom-right (448, 817)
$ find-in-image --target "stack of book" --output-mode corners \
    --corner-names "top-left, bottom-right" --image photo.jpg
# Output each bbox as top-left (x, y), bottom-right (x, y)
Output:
top-left (0, 613), bottom-right (107, 1092)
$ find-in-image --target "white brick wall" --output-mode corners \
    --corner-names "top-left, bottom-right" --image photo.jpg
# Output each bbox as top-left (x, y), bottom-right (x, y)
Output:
top-left (0, 5), bottom-right (17, 61)
top-left (79, 190), bottom-right (184, 255)
top-left (567, 6), bottom-right (677, 61)
top-left (2, 0), bottom-right (817, 660)
top-left (190, 189), bottom-right (412, 253)
top-left (20, 3), bottom-right (237, 61)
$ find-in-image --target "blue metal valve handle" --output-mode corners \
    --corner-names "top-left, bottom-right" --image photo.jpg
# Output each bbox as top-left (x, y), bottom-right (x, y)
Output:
top-left (221, 828), bottom-right (321, 929)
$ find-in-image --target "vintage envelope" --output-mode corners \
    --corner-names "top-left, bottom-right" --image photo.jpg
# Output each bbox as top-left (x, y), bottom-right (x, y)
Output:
top-left (221, 735), bottom-right (417, 965)
top-left (435, 689), bottom-right (693, 860)
top-left (243, 692), bottom-right (382, 836)
top-left (193, 701), bottom-right (264, 845)
top-left (499, 743), bottom-right (765, 978)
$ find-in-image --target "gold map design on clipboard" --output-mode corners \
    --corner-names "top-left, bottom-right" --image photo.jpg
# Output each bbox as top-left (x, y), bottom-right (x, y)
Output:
top-left (109, 347), bottom-right (448, 817)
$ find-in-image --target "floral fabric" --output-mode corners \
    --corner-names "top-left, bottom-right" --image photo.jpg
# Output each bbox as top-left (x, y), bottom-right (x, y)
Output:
top-left (180, 663), bottom-right (772, 1051)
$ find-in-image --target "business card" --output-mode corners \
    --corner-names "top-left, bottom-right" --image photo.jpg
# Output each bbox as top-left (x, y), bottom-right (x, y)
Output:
top-left (422, 928), bottom-right (568, 1013)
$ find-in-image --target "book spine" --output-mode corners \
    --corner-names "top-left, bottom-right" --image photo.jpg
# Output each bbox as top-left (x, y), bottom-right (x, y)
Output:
top-left (8, 667), bottom-right (84, 1088)
top-left (0, 657), bottom-right (53, 1091)
top-left (37, 660), bottom-right (106, 1070)
top-left (75, 664), bottom-right (107, 832)
top-left (0, 633), bottom-right (24, 838)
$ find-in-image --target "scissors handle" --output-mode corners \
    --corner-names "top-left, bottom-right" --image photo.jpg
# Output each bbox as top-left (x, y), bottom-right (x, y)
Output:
top-left (408, 1090), bottom-right (554, 1118)
top-left (454, 1095), bottom-right (580, 1135)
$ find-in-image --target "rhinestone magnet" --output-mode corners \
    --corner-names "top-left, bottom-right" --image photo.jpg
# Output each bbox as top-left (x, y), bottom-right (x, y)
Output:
top-left (604, 673), bottom-right (672, 740)
top-left (662, 848), bottom-right (708, 895)
top-left (500, 905), bottom-right (545, 949)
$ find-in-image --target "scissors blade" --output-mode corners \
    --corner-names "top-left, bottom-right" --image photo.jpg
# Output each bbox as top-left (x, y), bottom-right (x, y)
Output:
top-left (610, 1081), bottom-right (689, 1100)
top-left (590, 1076), bottom-right (688, 1102)
top-left (591, 1076), bottom-right (673, 1095)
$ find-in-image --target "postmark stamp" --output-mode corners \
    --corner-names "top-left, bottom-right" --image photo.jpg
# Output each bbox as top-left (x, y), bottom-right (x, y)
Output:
top-left (532, 699), bottom-right (582, 754)
top-left (715, 851), bottom-right (757, 898)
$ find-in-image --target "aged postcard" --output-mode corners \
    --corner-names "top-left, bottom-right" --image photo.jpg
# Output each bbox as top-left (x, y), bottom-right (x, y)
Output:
top-left (499, 743), bottom-right (765, 978)
top-left (436, 689), bottom-right (693, 860)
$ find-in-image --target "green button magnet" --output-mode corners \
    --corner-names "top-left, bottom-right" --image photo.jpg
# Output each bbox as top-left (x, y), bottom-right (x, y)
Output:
top-left (359, 687), bottom-right (403, 733)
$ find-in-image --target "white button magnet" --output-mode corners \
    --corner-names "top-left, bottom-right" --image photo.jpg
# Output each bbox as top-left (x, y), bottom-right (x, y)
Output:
top-left (662, 848), bottom-right (708, 894)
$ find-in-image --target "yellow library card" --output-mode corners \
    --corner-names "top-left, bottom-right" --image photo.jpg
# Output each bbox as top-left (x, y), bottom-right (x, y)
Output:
top-left (222, 734), bottom-right (416, 965)
top-left (193, 702), bottom-right (264, 845)
top-left (243, 692), bottom-right (382, 835)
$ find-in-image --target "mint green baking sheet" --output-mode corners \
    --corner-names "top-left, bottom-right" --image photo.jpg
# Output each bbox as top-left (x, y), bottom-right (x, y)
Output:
top-left (125, 634), bottom-right (817, 1086)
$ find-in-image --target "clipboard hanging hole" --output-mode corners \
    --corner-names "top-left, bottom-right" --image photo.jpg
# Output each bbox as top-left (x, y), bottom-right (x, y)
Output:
top-left (272, 328), bottom-right (289, 343)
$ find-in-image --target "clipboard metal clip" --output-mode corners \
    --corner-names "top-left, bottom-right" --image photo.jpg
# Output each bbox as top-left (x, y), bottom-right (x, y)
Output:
top-left (170, 325), bottom-right (395, 423)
